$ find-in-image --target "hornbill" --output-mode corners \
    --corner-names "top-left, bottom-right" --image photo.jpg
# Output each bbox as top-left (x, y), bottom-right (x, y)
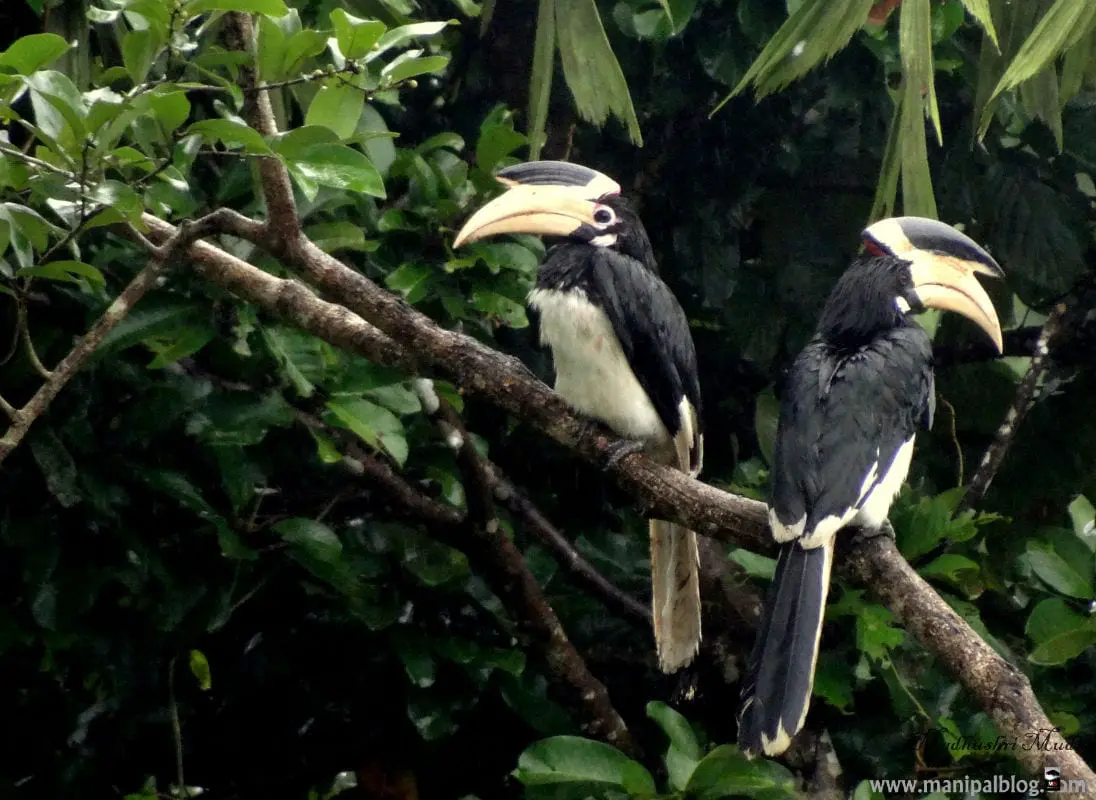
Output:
top-left (737, 216), bottom-right (1005, 757)
top-left (453, 161), bottom-right (704, 673)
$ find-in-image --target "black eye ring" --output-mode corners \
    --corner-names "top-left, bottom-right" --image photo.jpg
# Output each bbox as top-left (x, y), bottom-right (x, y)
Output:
top-left (593, 207), bottom-right (614, 225)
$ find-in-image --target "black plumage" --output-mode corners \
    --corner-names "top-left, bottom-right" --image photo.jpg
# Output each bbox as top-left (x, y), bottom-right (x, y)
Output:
top-left (738, 228), bottom-right (1004, 758)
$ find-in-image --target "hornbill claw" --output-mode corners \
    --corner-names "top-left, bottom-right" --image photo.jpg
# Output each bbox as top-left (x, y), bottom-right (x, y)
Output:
top-left (603, 438), bottom-right (646, 470)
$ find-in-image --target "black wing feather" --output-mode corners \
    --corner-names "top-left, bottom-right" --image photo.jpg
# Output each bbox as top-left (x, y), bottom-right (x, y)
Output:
top-left (585, 248), bottom-right (703, 439)
top-left (770, 326), bottom-right (934, 532)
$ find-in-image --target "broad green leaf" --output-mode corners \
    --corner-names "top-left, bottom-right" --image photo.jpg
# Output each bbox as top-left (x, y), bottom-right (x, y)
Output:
top-left (856, 602), bottom-right (905, 658)
top-left (122, 28), bottom-right (163, 85)
top-left (714, 0), bottom-right (876, 108)
top-left (326, 397), bottom-right (408, 465)
top-left (1018, 64), bottom-right (1062, 149)
top-left (1025, 540), bottom-right (1095, 599)
top-left (257, 13), bottom-right (288, 81)
top-left (1030, 628), bottom-right (1096, 666)
top-left (18, 260), bottom-right (105, 287)
top-left (189, 649), bottom-right (212, 691)
top-left (0, 33), bottom-right (71, 74)
top-left (647, 701), bottom-right (700, 790)
top-left (262, 325), bottom-right (327, 397)
top-left (282, 29), bottom-right (329, 77)
top-left (1026, 597), bottom-right (1091, 643)
top-left (393, 633), bottom-right (436, 687)
top-left (274, 517), bottom-right (344, 565)
top-left (381, 53), bottom-right (450, 85)
top-left (960, 0), bottom-right (999, 50)
top-left (899, 0), bottom-right (942, 146)
top-left (526, 0), bottom-right (555, 159)
top-left (285, 143), bottom-right (385, 199)
top-left (1069, 495), bottom-right (1096, 551)
top-left (898, 76), bottom-right (937, 218)
top-left (186, 0), bottom-right (289, 16)
top-left (385, 263), bottom-right (432, 302)
top-left (368, 21), bottom-right (454, 62)
top-left (305, 83), bottom-right (366, 141)
top-left (728, 548), bottom-right (776, 580)
top-left (982, 0), bottom-right (1096, 123)
top-left (24, 70), bottom-right (87, 150)
top-left (148, 91), bottom-right (191, 134)
top-left (514, 736), bottom-right (656, 795)
top-left (331, 8), bottom-right (386, 60)
top-left (95, 298), bottom-right (210, 355)
top-left (475, 122), bottom-right (526, 175)
top-left (469, 289), bottom-right (528, 327)
top-left (753, 386), bottom-right (779, 465)
top-left (145, 324), bottom-right (218, 369)
top-left (402, 535), bottom-right (469, 586)
top-left (555, 0), bottom-right (642, 144)
top-left (305, 221), bottom-right (372, 253)
top-left (685, 744), bottom-right (797, 799)
top-left (187, 119), bottom-right (273, 154)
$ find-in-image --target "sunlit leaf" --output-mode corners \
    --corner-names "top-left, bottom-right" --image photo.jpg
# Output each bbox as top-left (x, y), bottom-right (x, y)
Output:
top-left (0, 33), bottom-right (71, 74)
top-left (188, 649), bottom-right (213, 691)
top-left (331, 8), bottom-right (386, 60)
top-left (18, 260), bottom-right (105, 287)
top-left (326, 397), bottom-right (408, 465)
top-left (515, 736), bottom-right (656, 794)
top-left (187, 119), bottom-right (273, 153)
top-left (284, 143), bottom-right (385, 199)
top-left (381, 53), bottom-right (450, 85)
top-left (305, 83), bottom-right (365, 141)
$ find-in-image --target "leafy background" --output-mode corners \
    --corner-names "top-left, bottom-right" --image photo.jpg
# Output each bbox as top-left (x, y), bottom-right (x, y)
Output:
top-left (1, 0), bottom-right (1096, 797)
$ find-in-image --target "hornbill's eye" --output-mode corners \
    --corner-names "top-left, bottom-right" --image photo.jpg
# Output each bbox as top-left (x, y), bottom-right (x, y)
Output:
top-left (593, 206), bottom-right (615, 226)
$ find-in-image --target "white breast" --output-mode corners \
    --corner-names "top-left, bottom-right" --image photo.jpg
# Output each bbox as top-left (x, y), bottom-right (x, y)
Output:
top-left (530, 287), bottom-right (670, 448)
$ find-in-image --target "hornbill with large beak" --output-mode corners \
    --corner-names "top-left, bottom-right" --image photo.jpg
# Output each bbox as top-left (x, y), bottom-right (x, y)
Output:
top-left (454, 161), bottom-right (704, 673)
top-left (737, 216), bottom-right (1005, 757)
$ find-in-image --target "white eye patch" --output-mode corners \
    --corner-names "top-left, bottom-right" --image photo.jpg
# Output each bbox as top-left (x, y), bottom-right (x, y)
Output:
top-left (895, 295), bottom-right (912, 314)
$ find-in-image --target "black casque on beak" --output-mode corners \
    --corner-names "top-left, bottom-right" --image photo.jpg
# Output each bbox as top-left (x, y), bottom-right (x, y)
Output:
top-left (862, 216), bottom-right (1005, 352)
top-left (453, 161), bottom-right (621, 248)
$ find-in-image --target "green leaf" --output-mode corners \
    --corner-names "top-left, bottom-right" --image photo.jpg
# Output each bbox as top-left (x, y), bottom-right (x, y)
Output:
top-left (728, 548), bottom-right (776, 580)
top-left (555, 0), bottom-right (642, 144)
top-left (0, 33), bottom-right (70, 74)
top-left (856, 602), bottom-right (905, 659)
top-left (753, 386), bottom-right (779, 466)
top-left (981, 0), bottom-right (1096, 129)
top-left (647, 701), bottom-right (700, 790)
top-left (514, 736), bottom-right (656, 795)
top-left (385, 263), bottom-right (433, 302)
top-left (188, 649), bottom-right (212, 691)
top-left (326, 397), bottom-right (408, 465)
top-left (187, 119), bottom-right (273, 153)
top-left (274, 517), bottom-right (343, 565)
top-left (394, 633), bottom-right (436, 687)
top-left (305, 83), bottom-right (365, 141)
top-left (1030, 627), bottom-right (1096, 666)
top-left (24, 70), bottom-right (87, 149)
top-left (148, 91), bottom-right (191, 134)
top-left (122, 28), bottom-right (162, 85)
top-left (715, 0), bottom-right (876, 108)
top-left (960, 0), bottom-right (999, 49)
top-left (18, 260), bottom-right (105, 287)
top-left (402, 535), bottom-right (469, 586)
top-left (369, 21), bottom-right (454, 62)
top-left (900, 0), bottom-right (942, 146)
top-left (475, 121), bottom-right (527, 175)
top-left (381, 53), bottom-right (450, 85)
top-left (1069, 494), bottom-right (1096, 551)
top-left (262, 325), bottom-right (327, 397)
top-left (145, 323), bottom-right (218, 368)
top-left (331, 8), bottom-right (387, 60)
top-left (685, 744), bottom-right (797, 799)
top-left (285, 143), bottom-right (385, 199)
top-left (526, 0), bottom-right (555, 159)
top-left (186, 0), bottom-right (288, 15)
top-left (1025, 539), bottom-right (1095, 599)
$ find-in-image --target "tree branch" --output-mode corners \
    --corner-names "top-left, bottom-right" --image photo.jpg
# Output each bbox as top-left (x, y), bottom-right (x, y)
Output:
top-left (128, 217), bottom-right (1093, 787)
top-left (293, 409), bottom-right (637, 754)
top-left (0, 212), bottom-right (230, 465)
top-left (960, 303), bottom-right (1067, 510)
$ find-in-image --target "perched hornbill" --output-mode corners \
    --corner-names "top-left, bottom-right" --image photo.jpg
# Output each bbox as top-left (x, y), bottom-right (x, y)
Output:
top-left (738, 216), bottom-right (1005, 757)
top-left (453, 161), bottom-right (703, 673)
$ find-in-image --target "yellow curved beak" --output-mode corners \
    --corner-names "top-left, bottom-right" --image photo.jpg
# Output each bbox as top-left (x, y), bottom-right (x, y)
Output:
top-left (910, 256), bottom-right (1003, 352)
top-left (453, 184), bottom-right (599, 248)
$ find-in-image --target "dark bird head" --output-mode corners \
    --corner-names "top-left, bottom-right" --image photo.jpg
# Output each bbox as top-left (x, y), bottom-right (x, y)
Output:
top-left (453, 160), bottom-right (655, 268)
top-left (818, 216), bottom-right (1005, 351)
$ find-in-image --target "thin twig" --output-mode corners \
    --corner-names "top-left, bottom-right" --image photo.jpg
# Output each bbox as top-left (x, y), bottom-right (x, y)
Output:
top-left (960, 303), bottom-right (1066, 510)
top-left (20, 304), bottom-right (53, 380)
top-left (0, 211), bottom-right (235, 466)
top-left (411, 379), bottom-right (650, 626)
top-left (167, 656), bottom-right (189, 798)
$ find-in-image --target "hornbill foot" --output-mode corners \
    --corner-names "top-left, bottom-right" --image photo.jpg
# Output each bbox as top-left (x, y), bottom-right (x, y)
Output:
top-left (852, 519), bottom-right (897, 543)
top-left (603, 438), bottom-right (646, 470)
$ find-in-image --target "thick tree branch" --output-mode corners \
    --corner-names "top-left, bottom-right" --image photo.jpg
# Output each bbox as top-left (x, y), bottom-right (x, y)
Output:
top-left (293, 409), bottom-right (637, 754)
top-left (961, 303), bottom-right (1067, 510)
top-left (129, 213), bottom-right (1095, 789)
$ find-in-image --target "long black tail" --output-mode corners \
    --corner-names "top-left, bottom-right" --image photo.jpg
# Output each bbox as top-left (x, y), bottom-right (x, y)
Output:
top-left (737, 538), bottom-right (834, 757)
